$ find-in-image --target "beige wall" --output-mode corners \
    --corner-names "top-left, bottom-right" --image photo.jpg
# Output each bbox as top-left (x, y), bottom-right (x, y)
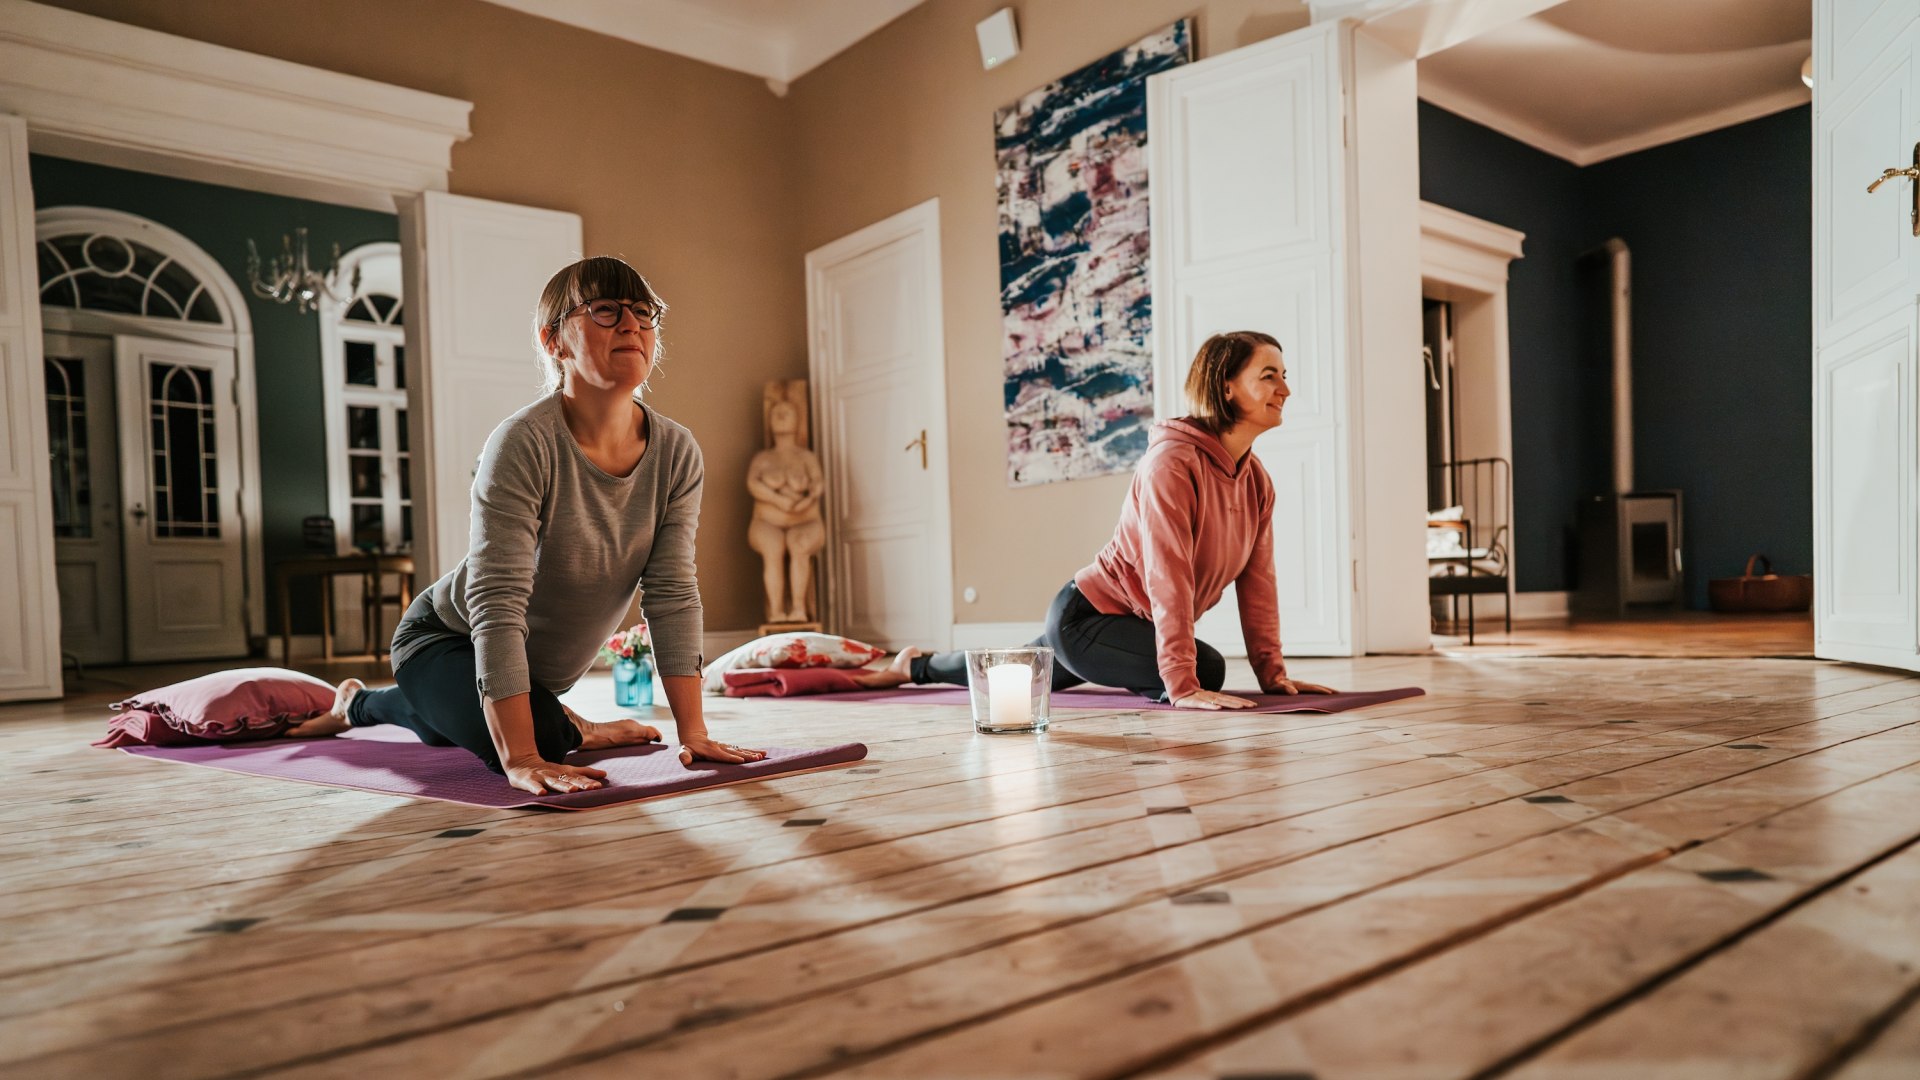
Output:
top-left (36, 0), bottom-right (807, 633)
top-left (788, 0), bottom-right (1312, 625)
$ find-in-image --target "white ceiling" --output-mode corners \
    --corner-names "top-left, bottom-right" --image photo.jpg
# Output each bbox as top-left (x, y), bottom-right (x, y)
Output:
top-left (478, 0), bottom-right (932, 85)
top-left (1418, 0), bottom-right (1812, 166)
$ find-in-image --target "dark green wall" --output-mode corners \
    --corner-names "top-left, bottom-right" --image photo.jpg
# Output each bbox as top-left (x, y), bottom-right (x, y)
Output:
top-left (28, 154), bottom-right (398, 637)
top-left (1418, 103), bottom-right (1812, 607)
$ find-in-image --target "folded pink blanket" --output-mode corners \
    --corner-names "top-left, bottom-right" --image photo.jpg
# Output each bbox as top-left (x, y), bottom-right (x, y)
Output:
top-left (724, 667), bottom-right (866, 697)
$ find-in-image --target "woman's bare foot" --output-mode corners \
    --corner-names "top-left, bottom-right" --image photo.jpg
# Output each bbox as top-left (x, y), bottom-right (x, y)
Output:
top-left (563, 705), bottom-right (662, 751)
top-left (851, 647), bottom-right (920, 689)
top-left (285, 678), bottom-right (362, 738)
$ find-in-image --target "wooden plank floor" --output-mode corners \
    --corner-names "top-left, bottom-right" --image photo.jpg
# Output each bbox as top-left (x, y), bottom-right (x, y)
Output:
top-left (2, 652), bottom-right (1917, 1079)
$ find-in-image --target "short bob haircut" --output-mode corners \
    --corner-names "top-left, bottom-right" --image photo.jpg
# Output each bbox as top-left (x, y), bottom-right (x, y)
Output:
top-left (1183, 330), bottom-right (1282, 435)
top-left (530, 256), bottom-right (669, 395)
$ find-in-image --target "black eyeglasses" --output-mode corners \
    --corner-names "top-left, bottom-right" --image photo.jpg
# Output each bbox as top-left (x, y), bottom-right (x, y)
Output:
top-left (556, 299), bottom-right (662, 330)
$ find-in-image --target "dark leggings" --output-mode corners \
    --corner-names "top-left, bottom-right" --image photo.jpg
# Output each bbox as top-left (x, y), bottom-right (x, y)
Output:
top-left (910, 580), bottom-right (1226, 702)
top-left (348, 634), bottom-right (581, 773)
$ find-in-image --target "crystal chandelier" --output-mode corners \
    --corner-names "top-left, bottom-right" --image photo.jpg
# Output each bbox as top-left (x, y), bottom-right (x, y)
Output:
top-left (246, 228), bottom-right (360, 314)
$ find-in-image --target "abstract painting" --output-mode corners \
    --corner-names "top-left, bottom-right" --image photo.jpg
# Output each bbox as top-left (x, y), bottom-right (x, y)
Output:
top-left (995, 19), bottom-right (1192, 487)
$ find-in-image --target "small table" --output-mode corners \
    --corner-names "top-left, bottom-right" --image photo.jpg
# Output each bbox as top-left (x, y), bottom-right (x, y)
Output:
top-left (275, 553), bottom-right (416, 663)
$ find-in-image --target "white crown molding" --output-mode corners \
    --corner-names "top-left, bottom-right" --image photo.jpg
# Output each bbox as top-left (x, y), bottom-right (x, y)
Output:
top-left (0, 0), bottom-right (472, 211)
top-left (1418, 74), bottom-right (1589, 165)
top-left (478, 0), bottom-right (927, 84)
top-left (1420, 48), bottom-right (1813, 168)
top-left (1568, 84), bottom-right (1810, 166)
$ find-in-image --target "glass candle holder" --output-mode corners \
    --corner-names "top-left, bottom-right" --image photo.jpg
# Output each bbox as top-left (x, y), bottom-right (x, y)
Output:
top-left (964, 647), bottom-right (1052, 734)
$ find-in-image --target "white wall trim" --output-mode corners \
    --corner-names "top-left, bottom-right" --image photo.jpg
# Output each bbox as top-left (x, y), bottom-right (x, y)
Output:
top-left (1420, 78), bottom-right (1812, 168)
top-left (1418, 199), bottom-right (1521, 609)
top-left (1419, 200), bottom-right (1524, 274)
top-left (35, 206), bottom-right (267, 642)
top-left (805, 197), bottom-right (955, 652)
top-left (0, 0), bottom-right (472, 212)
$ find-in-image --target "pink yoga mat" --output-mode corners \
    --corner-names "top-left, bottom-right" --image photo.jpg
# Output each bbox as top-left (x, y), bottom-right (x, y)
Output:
top-left (774, 685), bottom-right (1426, 713)
top-left (115, 726), bottom-right (868, 811)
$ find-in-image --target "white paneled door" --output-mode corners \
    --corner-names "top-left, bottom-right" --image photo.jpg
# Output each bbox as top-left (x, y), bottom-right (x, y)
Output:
top-left (45, 331), bottom-right (124, 667)
top-left (115, 335), bottom-right (247, 661)
top-left (0, 114), bottom-right (60, 700)
top-left (1814, 0), bottom-right (1920, 671)
top-left (1148, 21), bottom-right (1355, 657)
top-left (409, 192), bottom-right (583, 581)
top-left (806, 200), bottom-right (953, 651)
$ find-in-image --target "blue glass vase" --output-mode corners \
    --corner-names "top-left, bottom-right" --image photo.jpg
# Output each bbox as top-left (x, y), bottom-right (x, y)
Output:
top-left (612, 654), bottom-right (654, 708)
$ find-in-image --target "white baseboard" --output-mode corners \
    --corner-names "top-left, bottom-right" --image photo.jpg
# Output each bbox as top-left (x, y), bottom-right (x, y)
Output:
top-left (950, 622), bottom-right (1047, 650)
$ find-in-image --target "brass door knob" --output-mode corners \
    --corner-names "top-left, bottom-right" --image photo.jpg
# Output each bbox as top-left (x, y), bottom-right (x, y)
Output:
top-left (1866, 166), bottom-right (1920, 194)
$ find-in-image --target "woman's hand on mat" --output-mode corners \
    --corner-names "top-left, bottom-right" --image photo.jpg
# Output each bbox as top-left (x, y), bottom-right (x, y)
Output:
top-left (1173, 690), bottom-right (1259, 710)
top-left (503, 757), bottom-right (608, 795)
top-left (1269, 678), bottom-right (1338, 695)
top-left (678, 733), bottom-right (767, 766)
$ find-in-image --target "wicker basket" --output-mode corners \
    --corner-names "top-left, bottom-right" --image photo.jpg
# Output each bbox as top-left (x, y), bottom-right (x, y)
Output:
top-left (1708, 554), bottom-right (1812, 613)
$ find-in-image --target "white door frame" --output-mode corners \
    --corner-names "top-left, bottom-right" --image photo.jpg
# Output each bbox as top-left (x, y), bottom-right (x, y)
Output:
top-left (0, 0), bottom-right (472, 695)
top-left (35, 207), bottom-right (264, 642)
top-left (804, 198), bottom-right (955, 649)
top-left (1418, 199), bottom-right (1522, 610)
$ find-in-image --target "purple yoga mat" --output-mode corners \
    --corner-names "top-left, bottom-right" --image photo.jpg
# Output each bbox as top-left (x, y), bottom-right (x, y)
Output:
top-left (786, 685), bottom-right (1426, 713)
top-left (116, 726), bottom-right (868, 810)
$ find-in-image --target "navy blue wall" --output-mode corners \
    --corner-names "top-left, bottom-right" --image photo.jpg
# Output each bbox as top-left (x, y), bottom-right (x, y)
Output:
top-left (1417, 102), bottom-right (1811, 606)
top-left (1582, 110), bottom-right (1813, 608)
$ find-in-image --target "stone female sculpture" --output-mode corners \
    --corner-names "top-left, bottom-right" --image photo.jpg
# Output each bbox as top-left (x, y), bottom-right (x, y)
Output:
top-left (747, 380), bottom-right (825, 626)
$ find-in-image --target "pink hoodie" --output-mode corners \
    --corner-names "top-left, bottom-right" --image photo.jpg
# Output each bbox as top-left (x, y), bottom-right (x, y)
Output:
top-left (1073, 418), bottom-right (1286, 701)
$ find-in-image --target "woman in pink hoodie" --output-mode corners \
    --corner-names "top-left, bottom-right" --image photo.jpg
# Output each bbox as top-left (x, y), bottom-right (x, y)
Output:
top-left (908, 331), bottom-right (1335, 709)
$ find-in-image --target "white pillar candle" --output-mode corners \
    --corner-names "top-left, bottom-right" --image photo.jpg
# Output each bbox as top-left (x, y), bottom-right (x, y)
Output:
top-left (986, 662), bottom-right (1032, 728)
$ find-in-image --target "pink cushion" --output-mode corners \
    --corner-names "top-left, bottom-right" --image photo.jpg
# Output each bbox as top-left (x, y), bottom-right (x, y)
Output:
top-left (722, 667), bottom-right (864, 698)
top-left (106, 667), bottom-right (335, 743)
top-left (93, 709), bottom-right (210, 748)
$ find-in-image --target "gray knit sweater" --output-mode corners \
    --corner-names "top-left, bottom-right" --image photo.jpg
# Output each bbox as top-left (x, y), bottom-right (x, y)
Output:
top-left (390, 394), bottom-right (704, 699)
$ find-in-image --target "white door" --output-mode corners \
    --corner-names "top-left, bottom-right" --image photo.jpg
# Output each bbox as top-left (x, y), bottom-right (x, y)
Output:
top-left (115, 335), bottom-right (246, 661)
top-left (1814, 0), bottom-right (1920, 671)
top-left (407, 192), bottom-right (583, 581)
top-left (45, 331), bottom-right (124, 666)
top-left (0, 114), bottom-right (61, 700)
top-left (1148, 21), bottom-right (1356, 657)
top-left (806, 200), bottom-right (955, 650)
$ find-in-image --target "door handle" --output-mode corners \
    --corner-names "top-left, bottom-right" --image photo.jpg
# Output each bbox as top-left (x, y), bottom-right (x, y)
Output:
top-left (128, 503), bottom-right (148, 523)
top-left (904, 429), bottom-right (927, 470)
top-left (1867, 142), bottom-right (1920, 236)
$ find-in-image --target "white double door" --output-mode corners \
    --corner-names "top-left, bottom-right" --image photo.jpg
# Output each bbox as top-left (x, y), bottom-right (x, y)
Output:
top-left (48, 330), bottom-right (247, 664)
top-left (1814, 0), bottom-right (1920, 671)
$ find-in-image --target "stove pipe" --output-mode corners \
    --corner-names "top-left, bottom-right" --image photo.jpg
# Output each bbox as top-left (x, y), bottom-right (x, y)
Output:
top-left (1602, 237), bottom-right (1632, 495)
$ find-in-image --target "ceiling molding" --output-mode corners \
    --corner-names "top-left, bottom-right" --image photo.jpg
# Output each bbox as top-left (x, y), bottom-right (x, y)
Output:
top-left (477, 0), bottom-right (929, 84)
top-left (0, 0), bottom-right (471, 211)
top-left (1415, 0), bottom-right (1812, 168)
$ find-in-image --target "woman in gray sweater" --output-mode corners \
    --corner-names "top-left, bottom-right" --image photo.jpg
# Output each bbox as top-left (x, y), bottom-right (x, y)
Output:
top-left (293, 257), bottom-right (763, 796)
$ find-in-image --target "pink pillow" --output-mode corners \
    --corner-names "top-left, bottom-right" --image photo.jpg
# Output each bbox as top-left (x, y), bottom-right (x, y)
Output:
top-left (106, 667), bottom-right (335, 743)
